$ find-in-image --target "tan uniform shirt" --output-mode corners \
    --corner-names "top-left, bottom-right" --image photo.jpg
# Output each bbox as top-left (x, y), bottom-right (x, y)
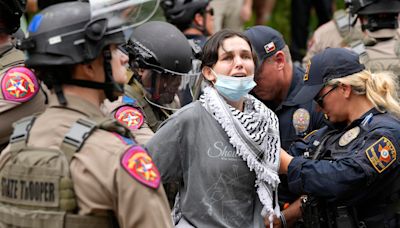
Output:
top-left (303, 20), bottom-right (343, 65)
top-left (303, 11), bottom-right (363, 66)
top-left (0, 93), bottom-right (173, 228)
top-left (361, 31), bottom-right (400, 75)
top-left (0, 43), bottom-right (46, 148)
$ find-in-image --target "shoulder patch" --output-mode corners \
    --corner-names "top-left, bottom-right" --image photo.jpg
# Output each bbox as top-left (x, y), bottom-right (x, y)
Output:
top-left (114, 106), bottom-right (144, 130)
top-left (121, 146), bottom-right (160, 189)
top-left (365, 136), bottom-right (397, 173)
top-left (1, 66), bottom-right (39, 102)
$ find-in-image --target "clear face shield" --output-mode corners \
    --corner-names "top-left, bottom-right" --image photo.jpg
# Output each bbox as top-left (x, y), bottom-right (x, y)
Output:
top-left (125, 39), bottom-right (198, 106)
top-left (90, 0), bottom-right (160, 40)
top-left (86, 0), bottom-right (160, 98)
top-left (146, 70), bottom-right (182, 105)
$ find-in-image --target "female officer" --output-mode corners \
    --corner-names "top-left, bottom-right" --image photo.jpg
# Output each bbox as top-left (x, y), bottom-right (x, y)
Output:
top-left (146, 29), bottom-right (281, 227)
top-left (280, 48), bottom-right (400, 227)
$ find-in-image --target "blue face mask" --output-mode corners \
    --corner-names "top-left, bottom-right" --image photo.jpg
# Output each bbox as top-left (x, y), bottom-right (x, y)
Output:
top-left (211, 69), bottom-right (257, 101)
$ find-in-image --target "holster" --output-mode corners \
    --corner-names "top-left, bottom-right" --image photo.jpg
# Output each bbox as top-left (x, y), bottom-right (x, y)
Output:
top-left (302, 196), bottom-right (323, 228)
top-left (334, 206), bottom-right (358, 228)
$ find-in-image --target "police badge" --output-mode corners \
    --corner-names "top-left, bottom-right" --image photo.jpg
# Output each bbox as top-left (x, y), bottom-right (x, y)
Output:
top-left (293, 108), bottom-right (310, 136)
top-left (338, 126), bottom-right (360, 146)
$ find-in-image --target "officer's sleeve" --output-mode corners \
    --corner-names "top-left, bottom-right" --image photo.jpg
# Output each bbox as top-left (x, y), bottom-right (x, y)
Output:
top-left (116, 146), bottom-right (173, 228)
top-left (145, 116), bottom-right (183, 183)
top-left (287, 129), bottom-right (400, 202)
top-left (71, 133), bottom-right (173, 228)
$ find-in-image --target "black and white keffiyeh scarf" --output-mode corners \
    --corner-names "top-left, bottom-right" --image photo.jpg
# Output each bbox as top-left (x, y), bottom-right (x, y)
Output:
top-left (200, 86), bottom-right (281, 225)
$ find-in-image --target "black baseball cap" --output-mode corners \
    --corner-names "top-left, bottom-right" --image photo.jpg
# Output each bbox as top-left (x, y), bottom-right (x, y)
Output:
top-left (244, 25), bottom-right (286, 63)
top-left (293, 48), bottom-right (365, 104)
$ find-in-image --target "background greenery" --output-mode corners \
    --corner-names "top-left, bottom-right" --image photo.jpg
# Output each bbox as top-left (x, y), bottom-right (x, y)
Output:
top-left (150, 0), bottom-right (346, 46)
top-left (245, 0), bottom-right (346, 45)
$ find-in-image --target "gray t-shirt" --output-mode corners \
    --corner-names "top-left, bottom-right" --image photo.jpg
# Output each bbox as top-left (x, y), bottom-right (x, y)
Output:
top-left (146, 101), bottom-right (264, 228)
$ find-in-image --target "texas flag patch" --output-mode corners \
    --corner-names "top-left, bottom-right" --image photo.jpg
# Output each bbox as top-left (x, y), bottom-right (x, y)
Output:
top-left (121, 146), bottom-right (160, 189)
top-left (365, 136), bottom-right (397, 173)
top-left (264, 41), bottom-right (276, 54)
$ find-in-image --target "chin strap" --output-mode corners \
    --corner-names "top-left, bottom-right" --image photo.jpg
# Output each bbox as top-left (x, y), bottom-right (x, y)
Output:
top-left (103, 48), bottom-right (124, 101)
top-left (190, 11), bottom-right (210, 36)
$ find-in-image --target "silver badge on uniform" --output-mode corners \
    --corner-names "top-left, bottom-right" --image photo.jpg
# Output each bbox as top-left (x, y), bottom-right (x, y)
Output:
top-left (293, 108), bottom-right (310, 135)
top-left (339, 126), bottom-right (360, 146)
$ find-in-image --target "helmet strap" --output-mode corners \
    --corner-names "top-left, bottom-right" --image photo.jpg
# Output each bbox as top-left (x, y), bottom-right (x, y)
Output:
top-left (190, 12), bottom-right (209, 36)
top-left (59, 48), bottom-right (124, 102)
top-left (201, 12), bottom-right (210, 36)
top-left (102, 47), bottom-right (124, 101)
top-left (150, 70), bottom-right (160, 100)
top-left (54, 83), bottom-right (67, 106)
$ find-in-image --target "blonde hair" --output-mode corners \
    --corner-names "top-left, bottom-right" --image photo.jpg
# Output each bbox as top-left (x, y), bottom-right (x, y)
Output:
top-left (328, 70), bottom-right (400, 118)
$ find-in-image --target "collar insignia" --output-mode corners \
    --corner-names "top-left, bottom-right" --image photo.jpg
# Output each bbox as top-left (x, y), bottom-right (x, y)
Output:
top-left (303, 60), bottom-right (311, 81)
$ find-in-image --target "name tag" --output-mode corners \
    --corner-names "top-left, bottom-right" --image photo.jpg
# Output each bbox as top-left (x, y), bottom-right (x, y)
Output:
top-left (0, 174), bottom-right (59, 208)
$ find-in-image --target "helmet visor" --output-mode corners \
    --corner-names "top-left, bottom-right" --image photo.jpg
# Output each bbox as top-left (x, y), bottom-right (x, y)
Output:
top-left (90, 0), bottom-right (160, 31)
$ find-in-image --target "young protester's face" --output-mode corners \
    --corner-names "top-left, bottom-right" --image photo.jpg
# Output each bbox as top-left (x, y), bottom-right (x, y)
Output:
top-left (206, 36), bottom-right (255, 82)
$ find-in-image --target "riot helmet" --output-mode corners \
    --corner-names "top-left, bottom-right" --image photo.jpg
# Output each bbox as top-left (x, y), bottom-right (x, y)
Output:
top-left (347, 0), bottom-right (400, 31)
top-left (126, 21), bottom-right (193, 105)
top-left (0, 0), bottom-right (26, 34)
top-left (19, 0), bottom-right (159, 103)
top-left (161, 0), bottom-right (210, 33)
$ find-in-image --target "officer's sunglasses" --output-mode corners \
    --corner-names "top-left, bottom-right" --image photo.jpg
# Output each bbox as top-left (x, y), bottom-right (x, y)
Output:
top-left (314, 84), bottom-right (339, 108)
top-left (205, 8), bottom-right (214, 16)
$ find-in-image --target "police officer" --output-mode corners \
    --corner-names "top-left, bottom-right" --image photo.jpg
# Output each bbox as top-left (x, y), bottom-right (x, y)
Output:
top-left (280, 48), bottom-right (400, 227)
top-left (245, 26), bottom-right (326, 227)
top-left (302, 2), bottom-right (364, 66)
top-left (161, 0), bottom-right (214, 105)
top-left (347, 0), bottom-right (400, 76)
top-left (104, 21), bottom-right (193, 209)
top-left (118, 21), bottom-right (194, 133)
top-left (161, 0), bottom-right (214, 48)
top-left (245, 25), bottom-right (325, 151)
top-left (0, 1), bottom-right (173, 227)
top-left (0, 0), bottom-right (46, 151)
